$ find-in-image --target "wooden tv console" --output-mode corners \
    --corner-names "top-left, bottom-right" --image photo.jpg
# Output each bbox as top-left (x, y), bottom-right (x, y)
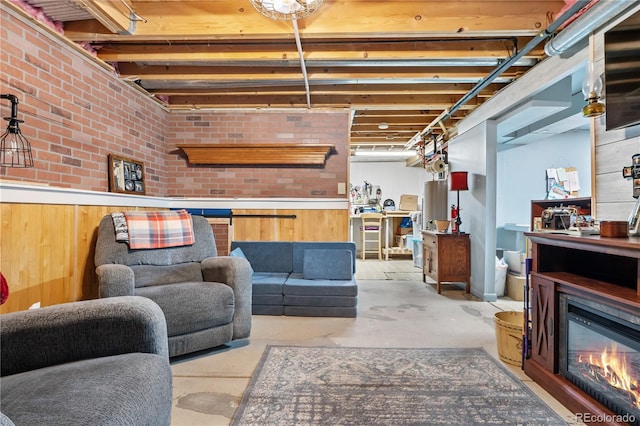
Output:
top-left (524, 232), bottom-right (640, 424)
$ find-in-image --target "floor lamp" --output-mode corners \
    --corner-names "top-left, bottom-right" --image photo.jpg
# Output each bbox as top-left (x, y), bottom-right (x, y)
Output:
top-left (450, 171), bottom-right (469, 234)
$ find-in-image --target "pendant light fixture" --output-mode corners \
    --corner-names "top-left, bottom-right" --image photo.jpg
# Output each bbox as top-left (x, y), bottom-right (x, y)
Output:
top-left (249, 0), bottom-right (323, 21)
top-left (1, 94), bottom-right (34, 168)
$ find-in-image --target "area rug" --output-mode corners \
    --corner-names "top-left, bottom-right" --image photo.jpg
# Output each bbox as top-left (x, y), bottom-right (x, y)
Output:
top-left (232, 346), bottom-right (568, 425)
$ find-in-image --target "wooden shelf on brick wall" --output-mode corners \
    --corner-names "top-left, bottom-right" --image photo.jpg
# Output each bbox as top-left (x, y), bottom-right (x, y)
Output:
top-left (177, 144), bottom-right (335, 166)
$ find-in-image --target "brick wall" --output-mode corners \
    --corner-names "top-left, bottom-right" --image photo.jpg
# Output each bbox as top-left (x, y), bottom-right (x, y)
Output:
top-left (166, 111), bottom-right (350, 198)
top-left (1, 6), bottom-right (350, 200)
top-left (1, 7), bottom-right (169, 195)
top-left (210, 222), bottom-right (230, 255)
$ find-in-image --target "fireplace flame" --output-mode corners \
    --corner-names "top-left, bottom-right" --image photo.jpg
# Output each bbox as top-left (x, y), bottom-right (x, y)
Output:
top-left (578, 344), bottom-right (639, 409)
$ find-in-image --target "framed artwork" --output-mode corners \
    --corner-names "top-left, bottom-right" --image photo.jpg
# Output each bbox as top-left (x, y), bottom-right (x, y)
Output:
top-left (108, 154), bottom-right (145, 195)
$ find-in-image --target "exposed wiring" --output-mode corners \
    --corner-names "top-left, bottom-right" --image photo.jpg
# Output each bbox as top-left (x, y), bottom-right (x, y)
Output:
top-left (291, 17), bottom-right (311, 109)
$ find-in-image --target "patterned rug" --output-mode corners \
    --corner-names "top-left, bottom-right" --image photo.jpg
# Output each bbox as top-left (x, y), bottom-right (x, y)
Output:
top-left (232, 346), bottom-right (568, 425)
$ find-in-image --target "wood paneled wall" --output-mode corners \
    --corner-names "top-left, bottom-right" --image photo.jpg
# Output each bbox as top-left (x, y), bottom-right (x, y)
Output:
top-left (232, 209), bottom-right (349, 242)
top-left (0, 203), bottom-right (348, 313)
top-left (0, 204), bottom-right (156, 314)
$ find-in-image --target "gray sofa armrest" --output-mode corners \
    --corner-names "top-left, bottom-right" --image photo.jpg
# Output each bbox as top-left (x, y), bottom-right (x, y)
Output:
top-left (201, 256), bottom-right (252, 339)
top-left (96, 264), bottom-right (135, 297)
top-left (0, 296), bottom-right (168, 377)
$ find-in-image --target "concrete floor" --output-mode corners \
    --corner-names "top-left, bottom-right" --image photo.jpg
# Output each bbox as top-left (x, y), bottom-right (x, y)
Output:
top-left (169, 259), bottom-right (581, 425)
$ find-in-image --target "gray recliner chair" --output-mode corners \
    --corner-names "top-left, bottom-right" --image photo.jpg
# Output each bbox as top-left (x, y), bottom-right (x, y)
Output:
top-left (94, 213), bottom-right (252, 357)
top-left (0, 296), bottom-right (172, 426)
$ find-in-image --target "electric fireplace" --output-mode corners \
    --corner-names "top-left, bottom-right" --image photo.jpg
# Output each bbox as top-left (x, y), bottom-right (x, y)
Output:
top-left (559, 296), bottom-right (640, 425)
top-left (525, 233), bottom-right (640, 425)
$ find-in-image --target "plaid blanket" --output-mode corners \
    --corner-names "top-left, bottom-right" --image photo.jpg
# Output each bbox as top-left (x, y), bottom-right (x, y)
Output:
top-left (123, 209), bottom-right (195, 249)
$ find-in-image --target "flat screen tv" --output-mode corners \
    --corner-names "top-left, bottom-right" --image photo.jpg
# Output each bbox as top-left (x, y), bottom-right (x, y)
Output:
top-left (604, 11), bottom-right (640, 131)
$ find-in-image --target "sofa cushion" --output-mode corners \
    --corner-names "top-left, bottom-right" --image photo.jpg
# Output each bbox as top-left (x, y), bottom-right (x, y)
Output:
top-left (229, 247), bottom-right (254, 274)
top-left (292, 242), bottom-right (356, 274)
top-left (284, 306), bottom-right (357, 318)
top-left (231, 241), bottom-right (293, 273)
top-left (0, 352), bottom-right (172, 426)
top-left (284, 295), bottom-right (357, 307)
top-left (253, 294), bottom-right (284, 305)
top-left (136, 281), bottom-right (234, 336)
top-left (131, 263), bottom-right (203, 288)
top-left (302, 249), bottom-right (353, 280)
top-left (252, 305), bottom-right (284, 316)
top-left (251, 272), bottom-right (288, 294)
top-left (283, 275), bottom-right (358, 297)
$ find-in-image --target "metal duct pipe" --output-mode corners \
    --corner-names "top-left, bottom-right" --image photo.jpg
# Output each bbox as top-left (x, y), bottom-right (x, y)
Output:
top-left (545, 0), bottom-right (639, 56)
top-left (407, 0), bottom-right (592, 148)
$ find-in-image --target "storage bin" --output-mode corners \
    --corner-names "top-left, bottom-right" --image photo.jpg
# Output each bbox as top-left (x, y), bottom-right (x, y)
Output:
top-left (412, 238), bottom-right (423, 268)
top-left (494, 311), bottom-right (524, 367)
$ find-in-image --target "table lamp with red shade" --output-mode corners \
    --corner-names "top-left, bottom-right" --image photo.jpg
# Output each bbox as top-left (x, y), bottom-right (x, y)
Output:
top-left (449, 171), bottom-right (469, 234)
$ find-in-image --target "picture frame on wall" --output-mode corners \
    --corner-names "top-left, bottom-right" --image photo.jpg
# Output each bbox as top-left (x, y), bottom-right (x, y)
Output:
top-left (108, 154), bottom-right (145, 195)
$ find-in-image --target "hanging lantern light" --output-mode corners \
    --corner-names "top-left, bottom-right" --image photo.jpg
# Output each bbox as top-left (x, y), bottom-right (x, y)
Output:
top-left (581, 60), bottom-right (605, 118)
top-left (1, 94), bottom-right (34, 168)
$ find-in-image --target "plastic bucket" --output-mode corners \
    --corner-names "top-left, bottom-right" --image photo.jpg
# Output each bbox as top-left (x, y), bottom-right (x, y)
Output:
top-left (494, 311), bottom-right (524, 367)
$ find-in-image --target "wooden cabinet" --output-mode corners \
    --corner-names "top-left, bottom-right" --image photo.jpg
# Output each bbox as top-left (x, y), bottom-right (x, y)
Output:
top-left (421, 231), bottom-right (470, 294)
top-left (529, 275), bottom-right (556, 372)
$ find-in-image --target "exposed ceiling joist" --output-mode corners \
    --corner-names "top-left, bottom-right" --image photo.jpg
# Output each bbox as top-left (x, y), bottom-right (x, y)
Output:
top-left (14, 0), bottom-right (587, 162)
top-left (73, 0), bottom-right (134, 34)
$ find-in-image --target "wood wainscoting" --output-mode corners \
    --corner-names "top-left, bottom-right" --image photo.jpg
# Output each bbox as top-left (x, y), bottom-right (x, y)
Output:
top-left (0, 202), bottom-right (349, 314)
top-left (232, 209), bottom-right (349, 242)
top-left (0, 203), bottom-right (159, 314)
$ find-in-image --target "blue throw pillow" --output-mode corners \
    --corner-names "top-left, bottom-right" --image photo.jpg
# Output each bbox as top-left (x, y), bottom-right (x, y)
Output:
top-left (230, 247), bottom-right (254, 274)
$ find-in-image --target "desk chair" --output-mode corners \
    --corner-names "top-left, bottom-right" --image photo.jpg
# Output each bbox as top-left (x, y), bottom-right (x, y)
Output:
top-left (360, 213), bottom-right (384, 260)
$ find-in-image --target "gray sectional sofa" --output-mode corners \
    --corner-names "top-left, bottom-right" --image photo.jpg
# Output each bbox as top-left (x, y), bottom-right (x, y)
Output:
top-left (230, 241), bottom-right (358, 317)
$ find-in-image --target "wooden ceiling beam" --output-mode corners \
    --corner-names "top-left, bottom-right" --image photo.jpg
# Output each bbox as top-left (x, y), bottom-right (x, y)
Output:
top-left (349, 140), bottom-right (420, 147)
top-left (165, 94), bottom-right (480, 109)
top-left (95, 38), bottom-right (543, 62)
top-left (73, 0), bottom-right (133, 34)
top-left (117, 65), bottom-right (525, 81)
top-left (352, 110), bottom-right (466, 118)
top-left (148, 83), bottom-right (503, 97)
top-left (63, 0), bottom-right (564, 41)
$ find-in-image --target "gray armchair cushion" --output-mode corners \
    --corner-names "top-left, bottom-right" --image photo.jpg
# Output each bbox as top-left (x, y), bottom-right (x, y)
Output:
top-left (95, 214), bottom-right (216, 267)
top-left (0, 296), bottom-right (169, 376)
top-left (136, 281), bottom-right (235, 336)
top-left (131, 262), bottom-right (203, 288)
